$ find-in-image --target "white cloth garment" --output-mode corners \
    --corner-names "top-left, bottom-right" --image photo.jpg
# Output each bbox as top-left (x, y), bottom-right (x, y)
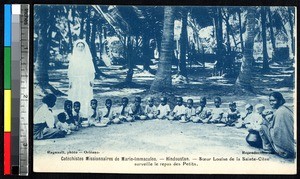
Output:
top-left (68, 40), bottom-right (95, 118)
top-left (157, 104), bottom-right (171, 117)
top-left (173, 105), bottom-right (186, 116)
top-left (34, 104), bottom-right (55, 128)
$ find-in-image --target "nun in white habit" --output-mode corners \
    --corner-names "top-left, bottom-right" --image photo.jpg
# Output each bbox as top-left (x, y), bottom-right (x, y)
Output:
top-left (68, 39), bottom-right (95, 118)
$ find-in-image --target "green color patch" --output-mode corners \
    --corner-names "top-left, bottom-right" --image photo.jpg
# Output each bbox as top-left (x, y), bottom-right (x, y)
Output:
top-left (4, 47), bottom-right (11, 89)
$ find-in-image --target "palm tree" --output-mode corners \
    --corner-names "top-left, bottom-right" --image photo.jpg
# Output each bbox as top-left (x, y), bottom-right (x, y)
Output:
top-left (235, 7), bottom-right (256, 92)
top-left (35, 5), bottom-right (50, 88)
top-left (261, 7), bottom-right (269, 71)
top-left (237, 8), bottom-right (244, 53)
top-left (150, 6), bottom-right (175, 92)
top-left (287, 7), bottom-right (295, 58)
top-left (179, 8), bottom-right (188, 77)
top-left (34, 5), bottom-right (64, 95)
top-left (267, 7), bottom-right (276, 57)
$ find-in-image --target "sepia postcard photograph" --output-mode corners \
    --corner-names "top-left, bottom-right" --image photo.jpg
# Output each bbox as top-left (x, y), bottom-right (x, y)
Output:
top-left (33, 4), bottom-right (297, 174)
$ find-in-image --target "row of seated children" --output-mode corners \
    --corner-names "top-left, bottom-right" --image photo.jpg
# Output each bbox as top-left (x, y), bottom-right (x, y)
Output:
top-left (53, 96), bottom-right (273, 134)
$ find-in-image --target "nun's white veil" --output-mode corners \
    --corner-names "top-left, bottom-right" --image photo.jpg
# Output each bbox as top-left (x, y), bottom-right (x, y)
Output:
top-left (68, 39), bottom-right (95, 80)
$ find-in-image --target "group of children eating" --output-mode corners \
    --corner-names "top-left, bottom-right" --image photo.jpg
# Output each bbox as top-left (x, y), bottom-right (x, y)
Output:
top-left (54, 96), bottom-right (273, 136)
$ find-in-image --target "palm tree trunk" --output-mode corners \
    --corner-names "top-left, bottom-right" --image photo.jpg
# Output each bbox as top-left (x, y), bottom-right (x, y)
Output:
top-left (216, 8), bottom-right (223, 55)
top-left (225, 18), bottom-right (231, 53)
top-left (238, 10), bottom-right (244, 53)
top-left (261, 7), bottom-right (269, 71)
top-left (35, 6), bottom-right (50, 88)
top-left (267, 7), bottom-right (276, 57)
top-left (66, 7), bottom-right (73, 52)
top-left (90, 18), bottom-right (102, 78)
top-left (235, 7), bottom-right (256, 92)
top-left (179, 9), bottom-right (188, 77)
top-left (86, 7), bottom-right (91, 45)
top-left (79, 6), bottom-right (86, 39)
top-left (287, 7), bottom-right (295, 58)
top-left (142, 34), bottom-right (151, 71)
top-left (150, 6), bottom-right (175, 92)
top-left (125, 37), bottom-right (134, 83)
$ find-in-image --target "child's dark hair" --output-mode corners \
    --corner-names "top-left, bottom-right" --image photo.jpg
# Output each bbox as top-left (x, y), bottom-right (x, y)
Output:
top-left (57, 112), bottom-right (67, 123)
top-left (91, 99), bottom-right (98, 104)
top-left (135, 97), bottom-right (141, 102)
top-left (214, 97), bottom-right (221, 102)
top-left (64, 100), bottom-right (72, 106)
top-left (200, 97), bottom-right (207, 105)
top-left (229, 102), bottom-right (236, 107)
top-left (122, 97), bottom-right (129, 102)
top-left (160, 97), bottom-right (167, 101)
top-left (74, 101), bottom-right (81, 106)
top-left (106, 99), bottom-right (112, 103)
top-left (176, 97), bottom-right (183, 101)
top-left (187, 99), bottom-right (193, 104)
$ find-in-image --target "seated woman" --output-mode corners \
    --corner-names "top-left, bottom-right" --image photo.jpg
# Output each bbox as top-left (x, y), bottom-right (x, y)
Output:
top-left (259, 92), bottom-right (295, 158)
top-left (34, 94), bottom-right (66, 140)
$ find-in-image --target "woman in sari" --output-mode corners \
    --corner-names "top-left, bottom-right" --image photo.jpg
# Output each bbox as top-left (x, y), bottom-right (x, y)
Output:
top-left (68, 40), bottom-right (95, 118)
top-left (259, 92), bottom-right (295, 158)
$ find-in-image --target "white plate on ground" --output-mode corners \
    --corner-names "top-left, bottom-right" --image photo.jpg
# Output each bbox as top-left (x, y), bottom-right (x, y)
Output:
top-left (215, 123), bottom-right (226, 127)
top-left (95, 123), bottom-right (107, 127)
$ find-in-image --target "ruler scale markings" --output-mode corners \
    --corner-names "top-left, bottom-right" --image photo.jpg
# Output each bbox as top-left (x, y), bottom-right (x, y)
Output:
top-left (19, 4), bottom-right (30, 176)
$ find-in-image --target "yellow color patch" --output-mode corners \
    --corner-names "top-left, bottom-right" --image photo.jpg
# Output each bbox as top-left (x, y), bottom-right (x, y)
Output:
top-left (4, 90), bottom-right (11, 132)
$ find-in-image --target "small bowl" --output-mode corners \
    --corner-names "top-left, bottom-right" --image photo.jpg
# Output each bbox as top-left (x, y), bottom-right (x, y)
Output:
top-left (140, 115), bottom-right (147, 120)
top-left (81, 121), bottom-right (89, 125)
top-left (216, 123), bottom-right (226, 127)
top-left (168, 116), bottom-right (175, 120)
top-left (95, 123), bottom-right (107, 127)
top-left (112, 118), bottom-right (120, 124)
top-left (148, 114), bottom-right (154, 119)
top-left (82, 124), bottom-right (89, 127)
top-left (126, 117), bottom-right (133, 122)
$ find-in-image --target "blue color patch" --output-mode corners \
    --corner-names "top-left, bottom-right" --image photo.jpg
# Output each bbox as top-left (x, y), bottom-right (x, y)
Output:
top-left (4, 4), bottom-right (11, 46)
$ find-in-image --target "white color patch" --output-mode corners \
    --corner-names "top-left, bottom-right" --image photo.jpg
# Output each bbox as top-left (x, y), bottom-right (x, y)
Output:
top-left (12, 4), bottom-right (21, 14)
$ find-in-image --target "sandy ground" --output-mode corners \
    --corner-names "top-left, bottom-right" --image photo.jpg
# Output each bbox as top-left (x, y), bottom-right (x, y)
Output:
top-left (34, 119), bottom-right (293, 162)
top-left (33, 62), bottom-right (296, 173)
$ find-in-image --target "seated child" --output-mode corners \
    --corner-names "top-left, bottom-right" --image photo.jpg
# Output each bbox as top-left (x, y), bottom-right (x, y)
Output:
top-left (245, 104), bottom-right (265, 148)
top-left (225, 102), bottom-right (241, 126)
top-left (261, 109), bottom-right (273, 123)
top-left (208, 97), bottom-right (224, 123)
top-left (56, 113), bottom-right (72, 135)
top-left (99, 99), bottom-right (114, 124)
top-left (170, 97), bottom-right (186, 120)
top-left (144, 97), bottom-right (157, 119)
top-left (57, 100), bottom-right (77, 130)
top-left (182, 99), bottom-right (196, 123)
top-left (64, 100), bottom-right (75, 125)
top-left (235, 104), bottom-right (253, 128)
top-left (73, 101), bottom-right (83, 127)
top-left (246, 104), bottom-right (265, 131)
top-left (113, 97), bottom-right (133, 122)
top-left (88, 99), bottom-right (101, 126)
top-left (157, 97), bottom-right (171, 119)
top-left (194, 97), bottom-right (210, 123)
top-left (130, 97), bottom-right (146, 120)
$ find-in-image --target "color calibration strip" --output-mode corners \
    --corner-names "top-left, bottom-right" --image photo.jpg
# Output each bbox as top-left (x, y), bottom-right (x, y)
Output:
top-left (11, 5), bottom-right (21, 174)
top-left (4, 4), bottom-right (12, 175)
